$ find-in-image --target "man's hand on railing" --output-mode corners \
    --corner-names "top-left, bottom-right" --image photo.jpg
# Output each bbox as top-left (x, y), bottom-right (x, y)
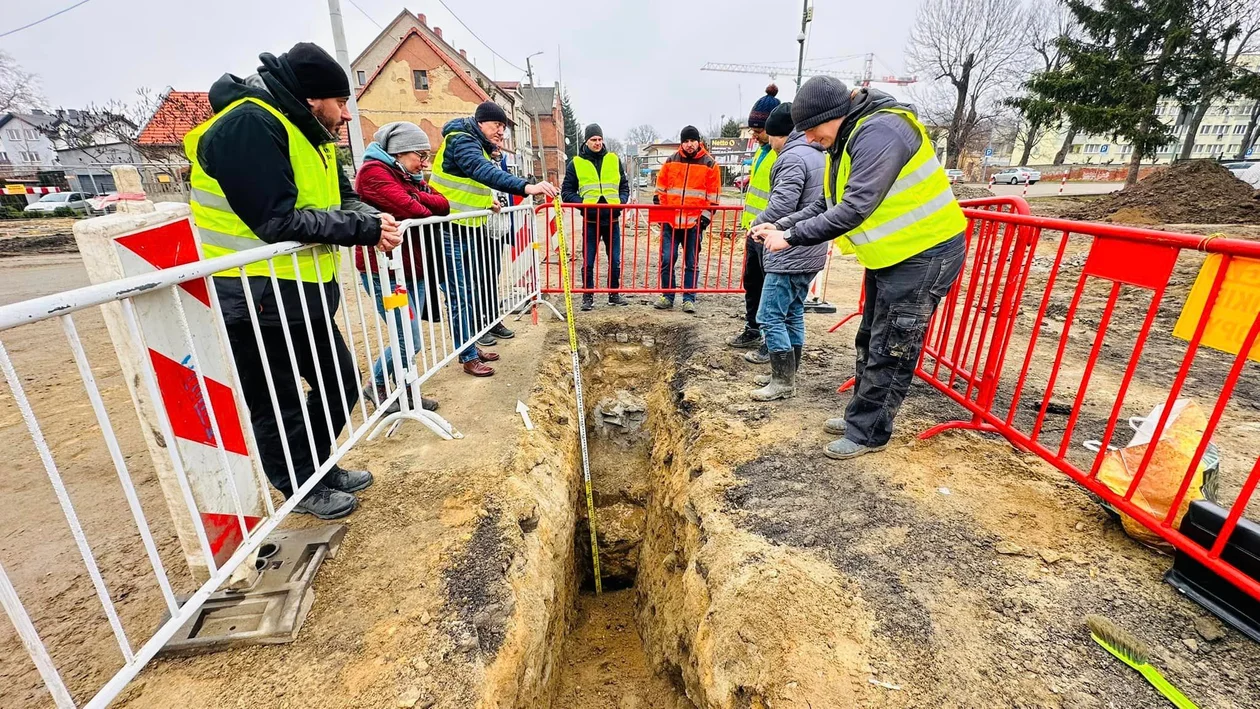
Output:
top-left (377, 213), bottom-right (403, 252)
top-left (526, 181), bottom-right (560, 198)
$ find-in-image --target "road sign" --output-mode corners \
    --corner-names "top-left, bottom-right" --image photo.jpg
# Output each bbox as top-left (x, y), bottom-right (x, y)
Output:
top-left (1100, 144), bottom-right (1109, 154)
top-left (708, 138), bottom-right (742, 151)
top-left (1248, 147), bottom-right (1255, 157)
top-left (984, 147), bottom-right (993, 157)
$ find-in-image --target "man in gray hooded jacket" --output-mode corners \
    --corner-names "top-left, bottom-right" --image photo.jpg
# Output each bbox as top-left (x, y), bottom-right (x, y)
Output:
top-left (748, 103), bottom-right (828, 401)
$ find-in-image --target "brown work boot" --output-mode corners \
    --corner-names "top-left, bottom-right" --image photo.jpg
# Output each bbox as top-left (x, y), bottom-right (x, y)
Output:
top-left (477, 347), bottom-right (500, 362)
top-left (463, 358), bottom-right (495, 377)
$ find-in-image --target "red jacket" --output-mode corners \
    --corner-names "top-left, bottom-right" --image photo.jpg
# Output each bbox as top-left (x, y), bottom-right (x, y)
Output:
top-left (653, 145), bottom-right (721, 228)
top-left (353, 157), bottom-right (450, 276)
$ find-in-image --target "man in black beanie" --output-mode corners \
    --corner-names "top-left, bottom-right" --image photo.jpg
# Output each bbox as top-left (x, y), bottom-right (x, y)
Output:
top-left (750, 75), bottom-right (968, 461)
top-left (562, 122), bottom-right (631, 310)
top-left (186, 42), bottom-right (402, 519)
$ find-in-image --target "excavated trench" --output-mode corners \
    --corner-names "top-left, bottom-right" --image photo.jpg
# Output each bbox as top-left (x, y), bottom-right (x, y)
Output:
top-left (549, 328), bottom-right (697, 708)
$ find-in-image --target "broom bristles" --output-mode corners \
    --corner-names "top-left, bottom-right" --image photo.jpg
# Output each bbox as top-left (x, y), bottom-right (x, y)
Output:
top-left (1086, 613), bottom-right (1151, 665)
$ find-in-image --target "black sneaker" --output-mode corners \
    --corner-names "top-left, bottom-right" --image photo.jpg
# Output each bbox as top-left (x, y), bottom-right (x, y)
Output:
top-left (726, 328), bottom-right (761, 349)
top-left (608, 294), bottom-right (630, 306)
top-left (581, 298), bottom-right (595, 312)
top-left (325, 465), bottom-right (373, 493)
top-left (477, 333), bottom-right (498, 347)
top-left (490, 323), bottom-right (515, 339)
top-left (294, 484), bottom-right (357, 519)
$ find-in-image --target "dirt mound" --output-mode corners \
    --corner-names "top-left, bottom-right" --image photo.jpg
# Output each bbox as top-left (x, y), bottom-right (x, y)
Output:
top-left (953, 185), bottom-right (995, 201)
top-left (1070, 160), bottom-right (1259, 225)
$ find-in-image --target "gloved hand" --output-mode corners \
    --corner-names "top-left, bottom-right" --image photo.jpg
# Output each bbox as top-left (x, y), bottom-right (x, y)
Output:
top-left (652, 194), bottom-right (660, 205)
top-left (699, 215), bottom-right (711, 231)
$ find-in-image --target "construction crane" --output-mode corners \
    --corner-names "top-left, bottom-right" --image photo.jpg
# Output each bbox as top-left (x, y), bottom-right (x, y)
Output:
top-left (701, 53), bottom-right (917, 88)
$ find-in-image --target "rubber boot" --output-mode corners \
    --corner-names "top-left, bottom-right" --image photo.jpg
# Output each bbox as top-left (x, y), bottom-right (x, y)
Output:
top-left (754, 345), bottom-right (803, 386)
top-left (750, 350), bottom-right (796, 401)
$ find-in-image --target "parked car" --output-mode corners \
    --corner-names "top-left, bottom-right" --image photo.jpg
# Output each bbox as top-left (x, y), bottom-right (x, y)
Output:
top-left (992, 167), bottom-right (1041, 185)
top-left (734, 174), bottom-right (751, 191)
top-left (1223, 161), bottom-right (1256, 179)
top-left (637, 176), bottom-right (649, 188)
top-left (23, 192), bottom-right (94, 215)
top-left (945, 169), bottom-right (964, 184)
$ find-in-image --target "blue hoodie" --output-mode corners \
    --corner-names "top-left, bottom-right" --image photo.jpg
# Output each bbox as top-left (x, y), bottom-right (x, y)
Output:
top-left (438, 117), bottom-right (529, 196)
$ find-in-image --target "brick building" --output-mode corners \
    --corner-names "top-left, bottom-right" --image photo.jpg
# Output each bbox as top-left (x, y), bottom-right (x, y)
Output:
top-left (520, 84), bottom-right (566, 182)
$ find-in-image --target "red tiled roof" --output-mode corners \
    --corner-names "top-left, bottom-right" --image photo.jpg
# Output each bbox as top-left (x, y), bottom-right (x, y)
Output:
top-left (356, 27), bottom-right (490, 104)
top-left (137, 90), bottom-right (350, 147)
top-left (136, 91), bottom-right (212, 146)
top-left (495, 81), bottom-right (520, 90)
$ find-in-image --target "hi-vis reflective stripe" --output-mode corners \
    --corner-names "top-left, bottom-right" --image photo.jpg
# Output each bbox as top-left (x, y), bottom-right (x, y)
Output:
top-left (190, 188), bottom-right (233, 212)
top-left (885, 159), bottom-right (940, 197)
top-left (747, 185), bottom-right (771, 200)
top-left (428, 173), bottom-right (491, 196)
top-left (197, 227), bottom-right (264, 252)
top-left (847, 188), bottom-right (958, 245)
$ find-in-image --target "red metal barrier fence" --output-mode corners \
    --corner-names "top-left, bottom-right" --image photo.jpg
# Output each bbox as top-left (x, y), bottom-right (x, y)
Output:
top-left (908, 198), bottom-right (1260, 602)
top-left (535, 203), bottom-right (745, 296)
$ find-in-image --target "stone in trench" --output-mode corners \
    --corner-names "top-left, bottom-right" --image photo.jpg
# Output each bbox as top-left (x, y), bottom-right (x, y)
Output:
top-left (995, 541), bottom-right (1024, 555)
top-left (619, 695), bottom-right (644, 709)
top-left (1193, 616), bottom-right (1226, 643)
top-left (1038, 549), bottom-right (1062, 564)
top-left (595, 391), bottom-right (648, 434)
top-left (1182, 637), bottom-right (1199, 653)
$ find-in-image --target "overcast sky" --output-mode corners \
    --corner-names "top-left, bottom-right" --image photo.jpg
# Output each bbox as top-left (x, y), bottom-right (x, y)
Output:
top-left (2, 0), bottom-right (922, 140)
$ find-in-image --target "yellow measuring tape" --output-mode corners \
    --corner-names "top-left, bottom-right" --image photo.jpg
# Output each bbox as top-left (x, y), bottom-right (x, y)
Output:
top-left (551, 196), bottom-right (603, 593)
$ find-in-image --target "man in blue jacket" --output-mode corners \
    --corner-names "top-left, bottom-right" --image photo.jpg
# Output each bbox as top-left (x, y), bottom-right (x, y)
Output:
top-left (429, 101), bottom-right (558, 376)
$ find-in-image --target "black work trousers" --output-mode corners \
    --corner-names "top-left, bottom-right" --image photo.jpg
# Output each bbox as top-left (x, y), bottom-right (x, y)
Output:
top-left (741, 235), bottom-right (766, 332)
top-left (226, 317), bottom-right (359, 497)
top-left (845, 234), bottom-right (966, 447)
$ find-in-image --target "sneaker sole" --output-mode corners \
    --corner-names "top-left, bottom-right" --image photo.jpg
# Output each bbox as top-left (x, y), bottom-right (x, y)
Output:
top-left (822, 443), bottom-right (887, 461)
top-left (823, 422), bottom-right (847, 435)
top-left (492, 331), bottom-right (516, 339)
top-left (294, 498), bottom-right (359, 520)
top-left (750, 390), bottom-right (795, 402)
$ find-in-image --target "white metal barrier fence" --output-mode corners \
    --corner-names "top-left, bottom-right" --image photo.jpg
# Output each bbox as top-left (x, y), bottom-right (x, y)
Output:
top-left (0, 200), bottom-right (542, 708)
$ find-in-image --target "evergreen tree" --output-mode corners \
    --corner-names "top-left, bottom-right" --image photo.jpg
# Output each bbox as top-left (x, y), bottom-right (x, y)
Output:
top-left (721, 118), bottom-right (741, 138)
top-left (1026, 0), bottom-right (1196, 186)
top-left (560, 90), bottom-right (579, 158)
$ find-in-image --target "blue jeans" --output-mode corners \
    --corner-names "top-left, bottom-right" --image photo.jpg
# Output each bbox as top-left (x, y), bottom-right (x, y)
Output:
top-left (359, 272), bottom-right (424, 387)
top-left (756, 272), bottom-right (815, 353)
top-left (440, 226), bottom-right (478, 363)
top-left (659, 223), bottom-right (702, 303)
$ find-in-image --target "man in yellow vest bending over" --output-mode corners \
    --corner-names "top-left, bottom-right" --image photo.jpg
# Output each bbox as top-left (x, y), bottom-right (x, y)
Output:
top-left (561, 124), bottom-right (630, 311)
top-left (186, 43), bottom-right (402, 519)
top-left (751, 77), bottom-right (967, 461)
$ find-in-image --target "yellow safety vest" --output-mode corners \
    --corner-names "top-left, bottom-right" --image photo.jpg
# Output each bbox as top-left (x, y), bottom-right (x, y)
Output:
top-left (741, 145), bottom-right (777, 229)
top-left (824, 107), bottom-right (966, 269)
top-left (572, 153), bottom-right (621, 204)
top-left (185, 97), bottom-right (340, 281)
top-left (428, 131), bottom-right (493, 227)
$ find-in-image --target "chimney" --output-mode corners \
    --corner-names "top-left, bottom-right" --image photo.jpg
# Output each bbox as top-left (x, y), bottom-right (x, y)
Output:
top-left (417, 12), bottom-right (426, 25)
top-left (434, 26), bottom-right (442, 39)
top-left (459, 49), bottom-right (467, 59)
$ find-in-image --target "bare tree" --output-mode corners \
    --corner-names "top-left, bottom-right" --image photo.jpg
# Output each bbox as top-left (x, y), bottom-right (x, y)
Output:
top-left (0, 51), bottom-right (42, 114)
top-left (907, 0), bottom-right (1030, 168)
top-left (626, 124), bottom-right (661, 146)
top-left (605, 137), bottom-right (626, 156)
top-left (1013, 0), bottom-right (1078, 165)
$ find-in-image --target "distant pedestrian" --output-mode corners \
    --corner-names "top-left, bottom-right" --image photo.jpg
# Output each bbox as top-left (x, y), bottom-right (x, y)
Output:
top-left (746, 103), bottom-right (827, 401)
top-left (751, 77), bottom-right (967, 460)
top-left (354, 121), bottom-right (448, 415)
top-left (728, 84), bottom-right (781, 359)
top-left (653, 125), bottom-right (721, 313)
top-left (562, 123), bottom-right (631, 311)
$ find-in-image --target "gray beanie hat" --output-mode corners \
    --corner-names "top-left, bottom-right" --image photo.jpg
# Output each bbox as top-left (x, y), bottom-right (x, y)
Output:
top-left (373, 121), bottom-right (431, 155)
top-left (791, 76), bottom-right (852, 131)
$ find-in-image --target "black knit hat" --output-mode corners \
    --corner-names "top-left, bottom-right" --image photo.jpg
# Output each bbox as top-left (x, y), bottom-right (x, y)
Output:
top-left (475, 100), bottom-right (509, 125)
top-left (766, 102), bottom-right (794, 137)
top-left (285, 42), bottom-right (350, 100)
top-left (748, 84), bottom-right (781, 129)
top-left (792, 76), bottom-right (852, 131)
top-left (680, 125), bottom-right (701, 142)
top-left (584, 123), bottom-right (603, 140)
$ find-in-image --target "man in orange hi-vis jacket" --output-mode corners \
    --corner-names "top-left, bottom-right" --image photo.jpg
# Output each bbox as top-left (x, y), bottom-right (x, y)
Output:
top-left (653, 125), bottom-right (721, 313)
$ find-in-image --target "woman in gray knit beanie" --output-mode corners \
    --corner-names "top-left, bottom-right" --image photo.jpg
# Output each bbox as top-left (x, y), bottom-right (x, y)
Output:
top-left (370, 121), bottom-right (432, 176)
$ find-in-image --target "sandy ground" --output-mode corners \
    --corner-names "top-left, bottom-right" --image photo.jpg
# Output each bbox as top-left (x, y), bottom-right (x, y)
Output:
top-left (3, 193), bottom-right (1260, 708)
top-left (987, 181), bottom-right (1124, 198)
